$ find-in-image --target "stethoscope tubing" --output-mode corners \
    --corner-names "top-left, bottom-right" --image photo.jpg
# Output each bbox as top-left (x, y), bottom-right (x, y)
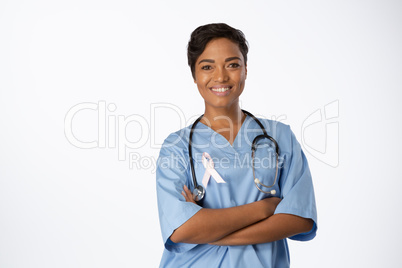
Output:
top-left (189, 110), bottom-right (280, 202)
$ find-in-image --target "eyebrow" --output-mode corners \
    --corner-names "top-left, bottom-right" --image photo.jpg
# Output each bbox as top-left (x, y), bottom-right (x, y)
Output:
top-left (198, 56), bottom-right (242, 65)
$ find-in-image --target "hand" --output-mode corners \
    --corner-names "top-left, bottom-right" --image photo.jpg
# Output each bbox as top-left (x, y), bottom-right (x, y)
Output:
top-left (182, 185), bottom-right (197, 204)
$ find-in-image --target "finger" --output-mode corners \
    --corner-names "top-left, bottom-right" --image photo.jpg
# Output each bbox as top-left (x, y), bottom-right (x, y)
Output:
top-left (183, 185), bottom-right (192, 196)
top-left (182, 190), bottom-right (190, 201)
top-left (183, 185), bottom-right (197, 203)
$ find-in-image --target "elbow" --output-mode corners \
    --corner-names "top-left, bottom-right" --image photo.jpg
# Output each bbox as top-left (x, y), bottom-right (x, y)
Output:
top-left (170, 226), bottom-right (196, 244)
top-left (169, 230), bottom-right (184, 244)
top-left (300, 218), bottom-right (314, 233)
top-left (170, 228), bottom-right (211, 244)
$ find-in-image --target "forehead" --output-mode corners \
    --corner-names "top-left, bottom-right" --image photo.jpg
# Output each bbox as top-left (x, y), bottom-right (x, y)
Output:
top-left (197, 38), bottom-right (243, 62)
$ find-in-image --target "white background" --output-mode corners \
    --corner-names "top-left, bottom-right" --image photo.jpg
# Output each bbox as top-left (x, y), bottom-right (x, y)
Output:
top-left (1, 0), bottom-right (401, 267)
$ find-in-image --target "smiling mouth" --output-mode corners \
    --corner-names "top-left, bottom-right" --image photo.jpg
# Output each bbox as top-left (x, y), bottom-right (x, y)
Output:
top-left (210, 86), bottom-right (232, 92)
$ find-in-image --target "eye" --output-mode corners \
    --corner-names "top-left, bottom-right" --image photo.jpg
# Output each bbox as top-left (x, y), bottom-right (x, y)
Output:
top-left (228, 63), bottom-right (240, 68)
top-left (201, 65), bottom-right (212, 70)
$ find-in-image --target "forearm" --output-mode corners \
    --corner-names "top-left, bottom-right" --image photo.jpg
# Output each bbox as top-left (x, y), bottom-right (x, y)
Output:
top-left (211, 213), bottom-right (314, 246)
top-left (170, 198), bottom-right (279, 244)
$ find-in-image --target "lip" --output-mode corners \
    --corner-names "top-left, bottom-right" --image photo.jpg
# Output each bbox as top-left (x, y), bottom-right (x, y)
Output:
top-left (209, 85), bottom-right (233, 96)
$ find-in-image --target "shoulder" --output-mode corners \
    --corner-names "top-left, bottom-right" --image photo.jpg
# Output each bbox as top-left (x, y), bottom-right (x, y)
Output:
top-left (156, 125), bottom-right (193, 173)
top-left (159, 125), bottom-right (192, 157)
top-left (250, 116), bottom-right (292, 138)
top-left (249, 116), bottom-right (298, 155)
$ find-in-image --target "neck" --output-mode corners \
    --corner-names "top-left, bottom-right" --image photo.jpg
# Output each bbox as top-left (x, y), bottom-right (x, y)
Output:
top-left (201, 102), bottom-right (245, 129)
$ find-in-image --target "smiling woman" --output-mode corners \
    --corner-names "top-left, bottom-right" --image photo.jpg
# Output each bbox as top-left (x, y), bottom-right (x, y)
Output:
top-left (194, 38), bottom-right (247, 127)
top-left (155, 23), bottom-right (317, 268)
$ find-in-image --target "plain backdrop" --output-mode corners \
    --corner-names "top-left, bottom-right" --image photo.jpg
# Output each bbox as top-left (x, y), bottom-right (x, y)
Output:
top-left (1, 0), bottom-right (401, 267)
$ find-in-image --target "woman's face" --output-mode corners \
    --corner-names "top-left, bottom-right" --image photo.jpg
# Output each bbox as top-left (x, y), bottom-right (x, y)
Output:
top-left (194, 37), bottom-right (247, 111)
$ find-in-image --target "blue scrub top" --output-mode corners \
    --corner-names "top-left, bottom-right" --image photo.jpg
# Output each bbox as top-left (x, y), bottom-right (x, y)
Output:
top-left (156, 115), bottom-right (317, 268)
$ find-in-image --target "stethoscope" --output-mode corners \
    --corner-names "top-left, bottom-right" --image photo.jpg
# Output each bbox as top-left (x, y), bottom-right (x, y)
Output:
top-left (189, 110), bottom-right (280, 202)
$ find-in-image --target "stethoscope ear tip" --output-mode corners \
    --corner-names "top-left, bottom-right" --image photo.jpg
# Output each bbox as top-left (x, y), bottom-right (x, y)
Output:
top-left (254, 178), bottom-right (276, 195)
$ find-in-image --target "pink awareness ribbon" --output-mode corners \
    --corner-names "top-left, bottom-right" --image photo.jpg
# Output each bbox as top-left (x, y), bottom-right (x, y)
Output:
top-left (201, 152), bottom-right (226, 189)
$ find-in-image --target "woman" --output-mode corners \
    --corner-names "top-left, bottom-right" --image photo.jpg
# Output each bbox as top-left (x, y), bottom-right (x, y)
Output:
top-left (156, 23), bottom-right (317, 267)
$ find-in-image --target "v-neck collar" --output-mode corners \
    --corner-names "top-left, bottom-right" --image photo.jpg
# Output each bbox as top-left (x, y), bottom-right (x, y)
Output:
top-left (196, 114), bottom-right (251, 153)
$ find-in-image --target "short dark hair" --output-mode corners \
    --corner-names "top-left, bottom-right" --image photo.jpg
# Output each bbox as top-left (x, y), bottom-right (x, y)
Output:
top-left (187, 23), bottom-right (249, 79)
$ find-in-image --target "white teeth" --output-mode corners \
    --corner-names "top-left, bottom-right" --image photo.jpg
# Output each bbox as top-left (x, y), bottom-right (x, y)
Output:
top-left (211, 87), bottom-right (230, 92)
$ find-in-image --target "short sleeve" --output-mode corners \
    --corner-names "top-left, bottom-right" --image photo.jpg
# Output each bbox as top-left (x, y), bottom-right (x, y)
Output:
top-left (156, 133), bottom-right (202, 253)
top-left (274, 126), bottom-right (318, 241)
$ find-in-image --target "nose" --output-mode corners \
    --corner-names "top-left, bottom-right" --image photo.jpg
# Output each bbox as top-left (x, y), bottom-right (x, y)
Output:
top-left (213, 67), bottom-right (229, 82)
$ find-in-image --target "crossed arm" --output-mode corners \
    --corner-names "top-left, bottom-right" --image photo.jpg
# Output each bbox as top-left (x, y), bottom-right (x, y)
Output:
top-left (169, 185), bottom-right (314, 246)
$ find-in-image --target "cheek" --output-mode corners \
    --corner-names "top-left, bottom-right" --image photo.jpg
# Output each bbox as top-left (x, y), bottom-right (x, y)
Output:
top-left (195, 75), bottom-right (210, 89)
top-left (236, 71), bottom-right (247, 86)
top-left (195, 77), bottom-right (209, 96)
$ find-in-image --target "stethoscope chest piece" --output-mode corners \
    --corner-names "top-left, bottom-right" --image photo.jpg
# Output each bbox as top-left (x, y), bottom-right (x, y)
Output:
top-left (192, 185), bottom-right (205, 202)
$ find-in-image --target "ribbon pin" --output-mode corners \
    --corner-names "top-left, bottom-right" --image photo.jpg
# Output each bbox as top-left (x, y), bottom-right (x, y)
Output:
top-left (201, 152), bottom-right (226, 189)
